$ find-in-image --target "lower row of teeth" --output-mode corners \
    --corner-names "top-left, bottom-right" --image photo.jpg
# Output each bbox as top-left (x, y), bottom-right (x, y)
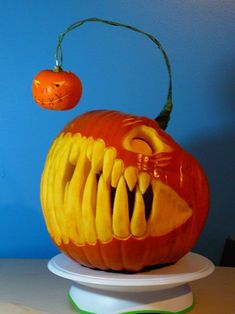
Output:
top-left (41, 132), bottom-right (192, 246)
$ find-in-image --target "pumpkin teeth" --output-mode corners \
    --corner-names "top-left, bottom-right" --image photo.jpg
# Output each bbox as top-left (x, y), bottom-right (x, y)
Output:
top-left (124, 166), bottom-right (138, 191)
top-left (91, 139), bottom-right (105, 173)
top-left (86, 136), bottom-right (95, 161)
top-left (96, 174), bottom-right (112, 242)
top-left (40, 135), bottom-right (64, 245)
top-left (112, 175), bottom-right (130, 238)
top-left (53, 136), bottom-right (74, 244)
top-left (69, 133), bottom-right (82, 165)
top-left (111, 159), bottom-right (124, 188)
top-left (130, 186), bottom-right (146, 236)
top-left (41, 132), bottom-right (192, 245)
top-left (103, 147), bottom-right (117, 184)
top-left (82, 170), bottom-right (97, 244)
top-left (65, 136), bottom-right (90, 244)
top-left (138, 172), bottom-right (151, 194)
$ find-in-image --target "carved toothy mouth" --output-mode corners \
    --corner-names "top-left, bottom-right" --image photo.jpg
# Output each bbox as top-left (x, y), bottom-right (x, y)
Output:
top-left (41, 132), bottom-right (192, 246)
top-left (35, 93), bottom-right (71, 106)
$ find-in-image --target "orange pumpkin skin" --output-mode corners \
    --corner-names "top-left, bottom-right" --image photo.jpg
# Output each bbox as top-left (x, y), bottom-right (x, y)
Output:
top-left (32, 69), bottom-right (82, 110)
top-left (41, 110), bottom-right (209, 272)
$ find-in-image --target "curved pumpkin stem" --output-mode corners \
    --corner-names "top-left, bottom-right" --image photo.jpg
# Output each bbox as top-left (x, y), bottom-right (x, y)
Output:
top-left (55, 17), bottom-right (173, 130)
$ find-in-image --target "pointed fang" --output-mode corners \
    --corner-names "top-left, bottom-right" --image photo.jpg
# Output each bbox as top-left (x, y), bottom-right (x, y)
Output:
top-left (103, 147), bottom-right (117, 184)
top-left (124, 166), bottom-right (138, 191)
top-left (91, 139), bottom-right (105, 173)
top-left (112, 175), bottom-right (130, 238)
top-left (138, 172), bottom-right (151, 194)
top-left (130, 187), bottom-right (147, 236)
top-left (111, 159), bottom-right (124, 188)
top-left (82, 170), bottom-right (97, 244)
top-left (96, 175), bottom-right (112, 242)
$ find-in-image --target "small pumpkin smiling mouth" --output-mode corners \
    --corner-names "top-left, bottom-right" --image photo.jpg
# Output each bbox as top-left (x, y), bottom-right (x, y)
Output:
top-left (35, 93), bottom-right (72, 106)
top-left (41, 132), bottom-right (192, 247)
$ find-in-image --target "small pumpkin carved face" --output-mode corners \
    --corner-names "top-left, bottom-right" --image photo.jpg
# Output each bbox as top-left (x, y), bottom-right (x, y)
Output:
top-left (41, 110), bottom-right (209, 272)
top-left (32, 69), bottom-right (82, 110)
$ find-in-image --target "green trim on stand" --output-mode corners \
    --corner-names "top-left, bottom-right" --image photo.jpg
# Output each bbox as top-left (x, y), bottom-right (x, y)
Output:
top-left (68, 293), bottom-right (194, 314)
top-left (68, 293), bottom-right (95, 314)
top-left (120, 298), bottom-right (194, 314)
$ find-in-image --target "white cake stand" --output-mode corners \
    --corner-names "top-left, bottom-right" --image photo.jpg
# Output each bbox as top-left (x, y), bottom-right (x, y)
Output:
top-left (48, 252), bottom-right (214, 314)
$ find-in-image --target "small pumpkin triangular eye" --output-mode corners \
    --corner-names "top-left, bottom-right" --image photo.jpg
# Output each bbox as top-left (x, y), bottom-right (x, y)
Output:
top-left (53, 81), bottom-right (65, 87)
top-left (34, 80), bottom-right (40, 87)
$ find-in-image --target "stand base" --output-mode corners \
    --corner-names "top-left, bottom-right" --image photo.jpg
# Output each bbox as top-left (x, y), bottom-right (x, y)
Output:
top-left (69, 283), bottom-right (194, 314)
top-left (48, 252), bottom-right (214, 314)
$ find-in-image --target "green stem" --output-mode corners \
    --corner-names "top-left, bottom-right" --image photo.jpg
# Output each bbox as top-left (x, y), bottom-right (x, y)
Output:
top-left (55, 17), bottom-right (173, 129)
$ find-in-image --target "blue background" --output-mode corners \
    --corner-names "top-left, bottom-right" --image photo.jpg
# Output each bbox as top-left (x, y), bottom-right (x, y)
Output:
top-left (0, 1), bottom-right (234, 264)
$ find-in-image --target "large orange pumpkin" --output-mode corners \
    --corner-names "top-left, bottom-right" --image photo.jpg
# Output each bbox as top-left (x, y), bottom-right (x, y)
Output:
top-left (40, 110), bottom-right (209, 272)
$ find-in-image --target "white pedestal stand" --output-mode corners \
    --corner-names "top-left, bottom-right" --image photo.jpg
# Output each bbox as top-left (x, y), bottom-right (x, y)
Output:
top-left (48, 252), bottom-right (214, 314)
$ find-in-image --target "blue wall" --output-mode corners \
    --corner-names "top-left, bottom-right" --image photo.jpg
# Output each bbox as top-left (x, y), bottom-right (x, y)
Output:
top-left (0, 1), bottom-right (234, 264)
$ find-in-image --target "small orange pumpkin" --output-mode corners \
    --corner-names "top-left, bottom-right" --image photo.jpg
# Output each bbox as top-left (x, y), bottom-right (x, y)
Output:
top-left (32, 67), bottom-right (82, 110)
top-left (40, 110), bottom-right (209, 272)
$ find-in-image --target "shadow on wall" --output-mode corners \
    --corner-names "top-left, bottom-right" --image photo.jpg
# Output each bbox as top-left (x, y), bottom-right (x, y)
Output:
top-left (189, 62), bottom-right (235, 265)
top-left (0, 203), bottom-right (59, 258)
top-left (188, 127), bottom-right (235, 265)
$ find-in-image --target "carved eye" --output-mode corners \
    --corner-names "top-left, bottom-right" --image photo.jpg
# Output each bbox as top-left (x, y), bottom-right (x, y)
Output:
top-left (130, 137), bottom-right (153, 155)
top-left (123, 125), bottom-right (172, 155)
top-left (53, 81), bottom-right (65, 88)
top-left (34, 80), bottom-right (40, 87)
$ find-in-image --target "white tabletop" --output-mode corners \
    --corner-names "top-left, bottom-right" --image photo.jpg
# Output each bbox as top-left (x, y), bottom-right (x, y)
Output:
top-left (0, 258), bottom-right (235, 314)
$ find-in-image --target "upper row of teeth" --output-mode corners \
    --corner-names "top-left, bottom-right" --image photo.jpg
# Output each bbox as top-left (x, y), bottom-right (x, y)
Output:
top-left (68, 132), bottom-right (152, 194)
top-left (41, 132), bottom-right (191, 247)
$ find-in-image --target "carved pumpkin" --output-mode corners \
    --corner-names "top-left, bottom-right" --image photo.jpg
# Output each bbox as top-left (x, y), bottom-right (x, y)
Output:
top-left (32, 67), bottom-right (82, 110)
top-left (40, 110), bottom-right (209, 272)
